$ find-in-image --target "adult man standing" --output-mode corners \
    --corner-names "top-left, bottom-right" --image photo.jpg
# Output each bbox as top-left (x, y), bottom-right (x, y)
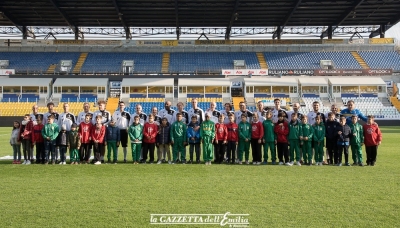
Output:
top-left (287, 103), bottom-right (303, 124)
top-left (77, 102), bottom-right (94, 125)
top-left (128, 104), bottom-right (147, 126)
top-left (30, 104), bottom-right (43, 126)
top-left (173, 102), bottom-right (189, 125)
top-left (158, 100), bottom-right (175, 124)
top-left (92, 100), bottom-right (111, 126)
top-left (340, 100), bottom-right (367, 125)
top-left (271, 99), bottom-right (288, 123)
top-left (206, 101), bottom-right (221, 124)
top-left (150, 106), bottom-right (162, 125)
top-left (112, 101), bottom-right (131, 163)
top-left (256, 101), bottom-right (268, 122)
top-left (188, 98), bottom-right (205, 125)
top-left (307, 101), bottom-right (326, 125)
top-left (220, 103), bottom-right (234, 124)
top-left (325, 104), bottom-right (340, 122)
top-left (234, 101), bottom-right (253, 124)
top-left (58, 103), bottom-right (76, 131)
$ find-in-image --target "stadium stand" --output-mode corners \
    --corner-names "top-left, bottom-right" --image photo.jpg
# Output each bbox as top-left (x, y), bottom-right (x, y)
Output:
top-left (264, 52), bottom-right (362, 69)
top-left (358, 51), bottom-right (400, 71)
top-left (0, 52), bottom-right (80, 73)
top-left (342, 97), bottom-right (400, 119)
top-left (169, 52), bottom-right (260, 73)
top-left (80, 53), bottom-right (163, 74)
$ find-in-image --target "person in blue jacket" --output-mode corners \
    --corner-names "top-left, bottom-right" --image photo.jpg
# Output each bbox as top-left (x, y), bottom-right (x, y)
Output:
top-left (187, 115), bottom-right (201, 164)
top-left (340, 100), bottom-right (367, 125)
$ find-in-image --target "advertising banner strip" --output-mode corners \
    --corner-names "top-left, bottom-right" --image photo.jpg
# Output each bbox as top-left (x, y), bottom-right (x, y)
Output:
top-left (314, 69), bottom-right (393, 76)
top-left (222, 69), bottom-right (268, 76)
top-left (0, 69), bottom-right (15, 76)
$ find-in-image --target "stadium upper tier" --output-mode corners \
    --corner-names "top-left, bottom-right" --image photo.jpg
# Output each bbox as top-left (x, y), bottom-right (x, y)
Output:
top-left (1, 51), bottom-right (400, 74)
top-left (263, 52), bottom-right (362, 69)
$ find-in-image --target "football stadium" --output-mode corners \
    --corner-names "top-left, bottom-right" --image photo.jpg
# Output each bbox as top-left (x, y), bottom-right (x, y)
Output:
top-left (0, 0), bottom-right (400, 227)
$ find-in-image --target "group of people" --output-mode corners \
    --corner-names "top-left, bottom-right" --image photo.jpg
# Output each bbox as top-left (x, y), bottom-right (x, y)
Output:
top-left (9, 98), bottom-right (382, 166)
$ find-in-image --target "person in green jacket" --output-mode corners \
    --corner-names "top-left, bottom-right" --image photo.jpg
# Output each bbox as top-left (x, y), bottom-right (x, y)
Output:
top-left (262, 111), bottom-right (276, 164)
top-left (238, 113), bottom-right (251, 165)
top-left (200, 113), bottom-right (215, 165)
top-left (170, 113), bottom-right (187, 164)
top-left (300, 115), bottom-right (314, 166)
top-left (349, 114), bottom-right (364, 166)
top-left (41, 115), bottom-right (59, 164)
top-left (288, 113), bottom-right (302, 166)
top-left (313, 114), bottom-right (325, 166)
top-left (129, 116), bottom-right (143, 164)
top-left (67, 123), bottom-right (81, 165)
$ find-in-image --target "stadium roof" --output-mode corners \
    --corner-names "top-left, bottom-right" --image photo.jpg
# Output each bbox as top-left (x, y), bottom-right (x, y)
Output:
top-left (53, 78), bottom-right (108, 87)
top-left (298, 77), bottom-right (328, 86)
top-left (0, 78), bottom-right (52, 87)
top-left (122, 78), bottom-right (174, 87)
top-left (244, 77), bottom-right (298, 86)
top-left (0, 0), bottom-right (399, 28)
top-left (328, 77), bottom-right (386, 86)
top-left (179, 78), bottom-right (231, 87)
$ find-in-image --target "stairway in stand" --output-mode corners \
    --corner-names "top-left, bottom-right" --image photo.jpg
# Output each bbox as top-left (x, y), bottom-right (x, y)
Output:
top-left (107, 97), bottom-right (120, 112)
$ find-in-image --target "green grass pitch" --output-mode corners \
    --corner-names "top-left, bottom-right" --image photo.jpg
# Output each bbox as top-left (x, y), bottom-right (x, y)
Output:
top-left (0, 126), bottom-right (399, 227)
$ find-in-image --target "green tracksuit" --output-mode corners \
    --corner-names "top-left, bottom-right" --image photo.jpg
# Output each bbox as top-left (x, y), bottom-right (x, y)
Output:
top-left (171, 120), bottom-right (187, 162)
top-left (350, 122), bottom-right (364, 164)
top-left (67, 130), bottom-right (80, 163)
top-left (42, 123), bottom-right (59, 141)
top-left (238, 121), bottom-right (251, 161)
top-left (288, 121), bottom-right (301, 162)
top-left (313, 123), bottom-right (325, 163)
top-left (107, 141), bottom-right (117, 162)
top-left (301, 123), bottom-right (314, 163)
top-left (262, 119), bottom-right (276, 162)
top-left (200, 120), bottom-right (215, 162)
top-left (129, 123), bottom-right (143, 162)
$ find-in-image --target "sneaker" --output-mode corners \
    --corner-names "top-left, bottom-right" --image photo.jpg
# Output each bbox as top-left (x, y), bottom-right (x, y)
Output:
top-left (94, 161), bottom-right (101, 165)
top-left (26, 160), bottom-right (31, 165)
top-left (59, 162), bottom-right (64, 165)
top-left (197, 160), bottom-right (201, 164)
top-left (290, 161), bottom-right (294, 166)
top-left (272, 161), bottom-right (277, 165)
top-left (171, 162), bottom-right (175, 165)
top-left (101, 160), bottom-right (105, 164)
top-left (22, 160), bottom-right (27, 165)
top-left (278, 162), bottom-right (284, 165)
top-left (285, 162), bottom-right (291, 166)
top-left (257, 162), bottom-right (261, 165)
top-left (322, 161), bottom-right (328, 165)
top-left (308, 163), bottom-right (312, 166)
top-left (296, 161), bottom-right (301, 166)
top-left (352, 162), bottom-right (357, 166)
top-left (337, 163), bottom-right (342, 166)
top-left (205, 161), bottom-right (208, 165)
top-left (168, 160), bottom-right (172, 165)
top-left (345, 163), bottom-right (351, 166)
top-left (70, 162), bottom-right (74, 165)
top-left (157, 160), bottom-right (162, 164)
top-left (235, 159), bottom-right (239, 164)
top-left (187, 160), bottom-right (192, 164)
top-left (238, 161), bottom-right (242, 165)
top-left (315, 162), bottom-right (319, 166)
top-left (113, 160), bottom-right (117, 164)
top-left (359, 163), bottom-right (364, 167)
top-left (12, 160), bottom-right (17, 164)
top-left (209, 162), bottom-right (212, 165)
top-left (252, 162), bottom-right (256, 165)
top-left (262, 161), bottom-right (267, 165)
top-left (52, 161), bottom-right (55, 165)
top-left (245, 161), bottom-right (249, 165)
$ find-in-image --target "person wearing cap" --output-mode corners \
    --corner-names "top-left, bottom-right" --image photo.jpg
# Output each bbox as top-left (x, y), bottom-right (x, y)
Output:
top-left (67, 123), bottom-right (81, 165)
top-left (56, 124), bottom-right (68, 165)
top-left (105, 118), bottom-right (120, 164)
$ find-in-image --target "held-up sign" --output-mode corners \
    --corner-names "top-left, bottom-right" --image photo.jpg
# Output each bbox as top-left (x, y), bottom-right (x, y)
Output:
top-left (222, 69), bottom-right (268, 76)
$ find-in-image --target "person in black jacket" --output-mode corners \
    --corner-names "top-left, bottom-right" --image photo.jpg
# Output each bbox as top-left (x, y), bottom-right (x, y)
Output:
top-left (335, 116), bottom-right (352, 166)
top-left (157, 118), bottom-right (171, 164)
top-left (325, 112), bottom-right (340, 165)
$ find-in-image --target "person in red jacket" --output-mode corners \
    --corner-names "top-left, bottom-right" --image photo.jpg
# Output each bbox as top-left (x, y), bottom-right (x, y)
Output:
top-left (143, 114), bottom-right (158, 164)
top-left (274, 112), bottom-right (290, 165)
top-left (363, 115), bottom-right (382, 166)
top-left (251, 114), bottom-right (264, 165)
top-left (20, 114), bottom-right (34, 165)
top-left (32, 117), bottom-right (44, 164)
top-left (214, 115), bottom-right (228, 164)
top-left (91, 115), bottom-right (106, 165)
top-left (79, 113), bottom-right (93, 164)
top-left (226, 114), bottom-right (239, 164)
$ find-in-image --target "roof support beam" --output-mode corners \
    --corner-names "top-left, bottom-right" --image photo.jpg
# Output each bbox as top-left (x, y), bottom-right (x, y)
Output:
top-left (175, 0), bottom-right (180, 40)
top-left (111, 0), bottom-right (131, 39)
top-left (272, 0), bottom-right (302, 39)
top-left (49, 0), bottom-right (83, 40)
top-left (225, 0), bottom-right (240, 40)
top-left (369, 24), bottom-right (388, 38)
top-left (0, 8), bottom-right (35, 39)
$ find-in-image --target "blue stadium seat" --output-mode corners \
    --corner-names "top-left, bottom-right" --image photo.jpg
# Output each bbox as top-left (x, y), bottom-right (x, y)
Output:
top-left (358, 51), bottom-right (400, 70)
